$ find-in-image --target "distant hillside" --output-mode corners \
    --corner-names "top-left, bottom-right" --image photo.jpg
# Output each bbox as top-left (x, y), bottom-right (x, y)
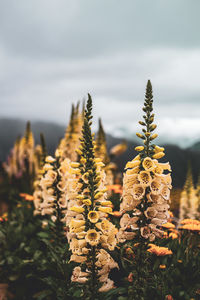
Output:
top-left (1, 118), bottom-right (200, 189)
top-left (0, 118), bottom-right (65, 160)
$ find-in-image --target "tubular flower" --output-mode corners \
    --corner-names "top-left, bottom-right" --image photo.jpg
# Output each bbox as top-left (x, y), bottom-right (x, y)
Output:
top-left (142, 157), bottom-right (155, 171)
top-left (119, 80), bottom-right (172, 243)
top-left (88, 211), bottom-right (99, 223)
top-left (138, 171), bottom-right (152, 186)
top-left (85, 229), bottom-right (100, 246)
top-left (67, 95), bottom-right (118, 294)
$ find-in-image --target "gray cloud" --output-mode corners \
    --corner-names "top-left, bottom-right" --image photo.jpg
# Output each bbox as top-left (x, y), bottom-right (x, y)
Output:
top-left (0, 0), bottom-right (200, 59)
top-left (0, 1), bottom-right (200, 147)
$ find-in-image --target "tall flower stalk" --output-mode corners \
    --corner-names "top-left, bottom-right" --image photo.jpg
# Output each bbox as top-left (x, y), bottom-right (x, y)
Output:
top-left (118, 81), bottom-right (172, 298)
top-left (179, 163), bottom-right (198, 221)
top-left (35, 150), bottom-right (70, 237)
top-left (58, 103), bottom-right (84, 162)
top-left (3, 122), bottom-right (42, 193)
top-left (119, 80), bottom-right (172, 243)
top-left (95, 118), bottom-right (115, 187)
top-left (67, 94), bottom-right (118, 298)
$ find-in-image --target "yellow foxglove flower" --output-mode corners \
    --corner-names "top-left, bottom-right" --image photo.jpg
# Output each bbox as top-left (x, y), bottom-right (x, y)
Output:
top-left (70, 254), bottom-right (87, 263)
top-left (76, 149), bottom-right (82, 156)
top-left (71, 226), bottom-right (86, 233)
top-left (45, 156), bottom-right (56, 163)
top-left (76, 195), bottom-right (85, 200)
top-left (154, 145), bottom-right (164, 153)
top-left (88, 211), bottom-right (99, 223)
top-left (98, 207), bottom-right (112, 213)
top-left (94, 192), bottom-right (104, 199)
top-left (145, 132), bottom-right (151, 137)
top-left (55, 149), bottom-right (63, 157)
top-left (160, 186), bottom-right (170, 200)
top-left (150, 133), bottom-right (158, 140)
top-left (150, 178), bottom-right (162, 195)
top-left (80, 157), bottom-right (86, 164)
top-left (142, 157), bottom-right (155, 171)
top-left (138, 171), bottom-right (152, 186)
top-left (71, 162), bottom-right (80, 168)
top-left (156, 162), bottom-right (171, 172)
top-left (126, 166), bottom-right (140, 175)
top-left (70, 206), bottom-right (85, 213)
top-left (38, 169), bottom-right (45, 174)
top-left (70, 168), bottom-right (81, 175)
top-left (99, 201), bottom-right (112, 206)
top-left (43, 164), bottom-right (53, 171)
top-left (132, 184), bottom-right (145, 200)
top-left (85, 229), bottom-right (100, 246)
top-left (125, 160), bottom-right (140, 169)
top-left (83, 199), bottom-right (92, 206)
top-left (133, 154), bottom-right (141, 161)
top-left (153, 152), bottom-right (165, 159)
top-left (136, 133), bottom-right (144, 138)
top-left (69, 219), bottom-right (86, 229)
top-left (76, 232), bottom-right (87, 239)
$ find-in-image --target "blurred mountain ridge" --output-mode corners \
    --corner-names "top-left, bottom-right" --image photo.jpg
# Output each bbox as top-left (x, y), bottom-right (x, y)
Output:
top-left (1, 118), bottom-right (200, 188)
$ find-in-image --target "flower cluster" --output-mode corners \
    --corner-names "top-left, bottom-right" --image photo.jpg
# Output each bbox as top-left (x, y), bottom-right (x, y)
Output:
top-left (34, 151), bottom-right (70, 225)
top-left (179, 219), bottom-right (200, 231)
top-left (179, 163), bottom-right (198, 221)
top-left (118, 80), bottom-right (172, 243)
top-left (68, 95), bottom-right (118, 293)
top-left (3, 123), bottom-right (45, 188)
top-left (3, 122), bottom-right (38, 179)
top-left (58, 103), bottom-right (84, 162)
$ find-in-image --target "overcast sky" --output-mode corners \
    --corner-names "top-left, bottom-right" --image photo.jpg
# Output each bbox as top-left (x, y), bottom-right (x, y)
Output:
top-left (0, 0), bottom-right (200, 147)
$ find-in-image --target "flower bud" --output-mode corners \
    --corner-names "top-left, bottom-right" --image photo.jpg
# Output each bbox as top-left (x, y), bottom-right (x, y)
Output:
top-left (153, 152), bottom-right (165, 159)
top-left (150, 134), bottom-right (158, 140)
top-left (136, 133), bottom-right (144, 139)
top-left (135, 146), bottom-right (144, 152)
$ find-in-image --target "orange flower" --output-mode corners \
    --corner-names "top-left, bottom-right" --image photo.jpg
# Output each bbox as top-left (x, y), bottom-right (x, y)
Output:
top-left (169, 232), bottom-right (178, 239)
top-left (19, 193), bottom-right (34, 201)
top-left (161, 222), bottom-right (175, 230)
top-left (0, 212), bottom-right (8, 222)
top-left (147, 244), bottom-right (172, 256)
top-left (181, 219), bottom-right (200, 225)
top-left (19, 193), bottom-right (27, 198)
top-left (112, 211), bottom-right (123, 217)
top-left (162, 232), bottom-right (168, 239)
top-left (159, 264), bottom-right (166, 269)
top-left (107, 185), bottom-right (123, 194)
top-left (127, 272), bottom-right (133, 282)
top-left (125, 247), bottom-right (134, 255)
top-left (25, 194), bottom-right (34, 201)
top-left (179, 224), bottom-right (200, 231)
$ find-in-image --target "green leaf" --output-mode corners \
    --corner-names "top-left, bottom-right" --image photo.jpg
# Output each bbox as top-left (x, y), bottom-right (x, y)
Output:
top-left (33, 289), bottom-right (52, 299)
top-left (8, 274), bottom-right (19, 281)
top-left (37, 232), bottom-right (50, 239)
